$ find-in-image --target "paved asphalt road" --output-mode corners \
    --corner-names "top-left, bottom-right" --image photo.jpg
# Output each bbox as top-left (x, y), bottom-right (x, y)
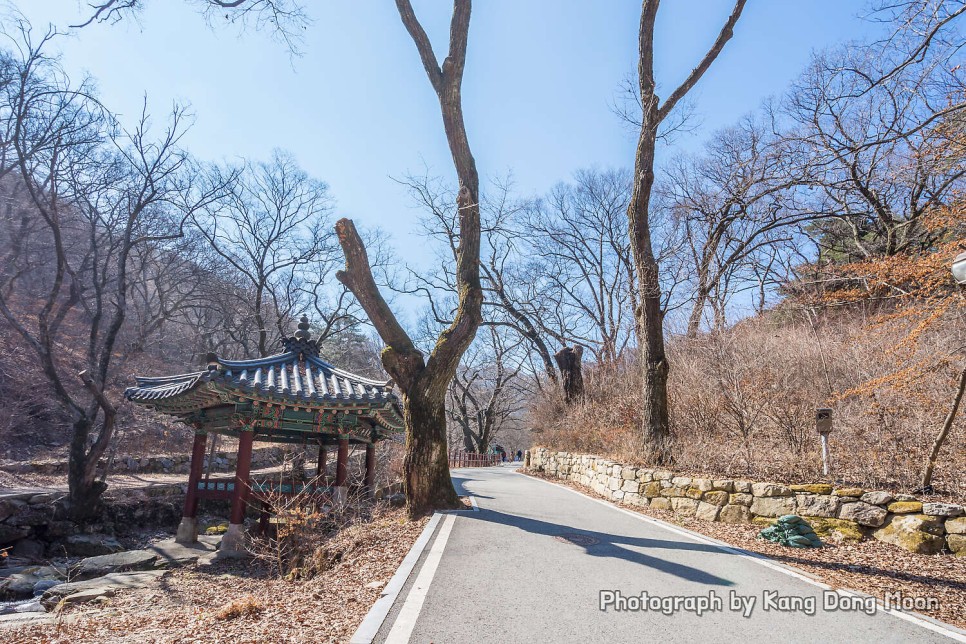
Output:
top-left (374, 465), bottom-right (964, 643)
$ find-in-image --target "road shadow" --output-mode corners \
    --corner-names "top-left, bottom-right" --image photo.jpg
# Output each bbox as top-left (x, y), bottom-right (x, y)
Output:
top-left (450, 475), bottom-right (493, 499)
top-left (458, 507), bottom-right (735, 587)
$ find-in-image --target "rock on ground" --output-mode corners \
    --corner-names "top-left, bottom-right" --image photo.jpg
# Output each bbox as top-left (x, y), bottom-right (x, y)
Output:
top-left (63, 534), bottom-right (124, 557)
top-left (0, 566), bottom-right (65, 599)
top-left (40, 570), bottom-right (169, 610)
top-left (69, 550), bottom-right (161, 581)
top-left (922, 503), bottom-right (964, 518)
top-left (838, 501), bottom-right (888, 528)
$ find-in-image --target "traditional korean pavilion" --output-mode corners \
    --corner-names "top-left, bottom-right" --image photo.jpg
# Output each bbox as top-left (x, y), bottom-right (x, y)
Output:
top-left (125, 316), bottom-right (403, 552)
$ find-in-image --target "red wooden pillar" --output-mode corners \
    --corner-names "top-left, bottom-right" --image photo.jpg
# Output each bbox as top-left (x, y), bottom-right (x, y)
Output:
top-left (183, 431), bottom-right (207, 518)
top-left (176, 431), bottom-right (207, 543)
top-left (317, 443), bottom-right (328, 484)
top-left (229, 430), bottom-right (254, 525)
top-left (335, 438), bottom-right (349, 487)
top-left (364, 443), bottom-right (376, 496)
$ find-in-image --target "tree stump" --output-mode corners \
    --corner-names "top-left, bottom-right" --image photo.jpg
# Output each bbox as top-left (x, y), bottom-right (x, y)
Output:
top-left (554, 346), bottom-right (584, 404)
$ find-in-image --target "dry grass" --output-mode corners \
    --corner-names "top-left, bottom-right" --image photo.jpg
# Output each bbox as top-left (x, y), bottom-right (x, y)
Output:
top-left (532, 311), bottom-right (966, 500)
top-left (214, 595), bottom-right (264, 621)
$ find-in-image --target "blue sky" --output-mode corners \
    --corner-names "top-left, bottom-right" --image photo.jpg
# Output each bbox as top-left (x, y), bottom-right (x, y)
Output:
top-left (11, 1), bottom-right (880, 322)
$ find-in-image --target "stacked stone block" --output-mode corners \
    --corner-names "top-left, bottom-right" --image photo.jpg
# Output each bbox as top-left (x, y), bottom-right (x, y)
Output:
top-left (527, 448), bottom-right (964, 555)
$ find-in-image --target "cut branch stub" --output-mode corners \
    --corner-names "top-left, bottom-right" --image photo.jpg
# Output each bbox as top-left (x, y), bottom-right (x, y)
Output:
top-left (554, 345), bottom-right (584, 404)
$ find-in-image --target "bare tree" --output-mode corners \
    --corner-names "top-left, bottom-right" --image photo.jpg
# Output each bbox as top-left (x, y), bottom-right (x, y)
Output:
top-left (448, 327), bottom-right (525, 453)
top-left (868, 0), bottom-right (966, 90)
top-left (123, 227), bottom-right (217, 357)
top-left (0, 26), bottom-right (223, 517)
top-left (627, 0), bottom-right (747, 461)
top-left (335, 0), bottom-right (482, 516)
top-left (659, 118), bottom-right (813, 336)
top-left (401, 173), bottom-right (565, 388)
top-left (73, 0), bottom-right (484, 517)
top-left (74, 0), bottom-right (309, 51)
top-left (192, 149), bottom-right (336, 357)
top-left (783, 43), bottom-right (966, 263)
top-left (406, 169), bottom-right (642, 395)
top-left (527, 169), bottom-right (638, 366)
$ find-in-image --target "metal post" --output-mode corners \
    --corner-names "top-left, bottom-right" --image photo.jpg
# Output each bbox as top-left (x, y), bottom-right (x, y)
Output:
top-left (816, 408), bottom-right (833, 477)
top-left (317, 443), bottom-right (327, 484)
top-left (820, 434), bottom-right (831, 476)
top-left (364, 443), bottom-right (376, 497)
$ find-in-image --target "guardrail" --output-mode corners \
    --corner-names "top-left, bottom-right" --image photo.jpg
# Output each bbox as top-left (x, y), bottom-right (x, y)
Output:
top-left (449, 450), bottom-right (502, 468)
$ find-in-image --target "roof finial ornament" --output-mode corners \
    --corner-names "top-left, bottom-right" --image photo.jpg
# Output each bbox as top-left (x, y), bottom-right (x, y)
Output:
top-left (282, 315), bottom-right (320, 357)
top-left (294, 314), bottom-right (311, 341)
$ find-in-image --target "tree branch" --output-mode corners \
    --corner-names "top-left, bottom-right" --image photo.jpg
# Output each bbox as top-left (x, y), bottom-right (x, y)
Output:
top-left (394, 0), bottom-right (444, 95)
top-left (658, 0), bottom-right (747, 123)
top-left (335, 218), bottom-right (424, 389)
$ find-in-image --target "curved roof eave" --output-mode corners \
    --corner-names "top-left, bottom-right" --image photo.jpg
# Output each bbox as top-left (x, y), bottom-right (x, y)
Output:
top-left (305, 354), bottom-right (392, 388)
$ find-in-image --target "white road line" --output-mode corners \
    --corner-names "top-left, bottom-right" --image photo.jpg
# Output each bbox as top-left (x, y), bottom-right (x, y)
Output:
top-left (384, 513), bottom-right (457, 644)
top-left (350, 513), bottom-right (442, 644)
top-left (523, 471), bottom-right (966, 643)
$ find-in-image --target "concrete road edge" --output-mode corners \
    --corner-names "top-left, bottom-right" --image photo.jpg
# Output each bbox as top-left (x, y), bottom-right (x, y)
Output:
top-left (350, 512), bottom-right (443, 644)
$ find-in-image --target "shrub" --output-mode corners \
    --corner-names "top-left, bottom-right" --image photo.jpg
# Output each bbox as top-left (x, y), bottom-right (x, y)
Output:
top-left (532, 311), bottom-right (966, 498)
top-left (214, 595), bottom-right (263, 620)
top-left (248, 479), bottom-right (389, 580)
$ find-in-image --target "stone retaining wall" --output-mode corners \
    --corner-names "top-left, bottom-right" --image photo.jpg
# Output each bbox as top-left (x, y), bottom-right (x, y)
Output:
top-left (2, 446), bottom-right (287, 477)
top-left (528, 448), bottom-right (965, 556)
top-left (0, 490), bottom-right (183, 559)
top-left (0, 474), bottom-right (404, 559)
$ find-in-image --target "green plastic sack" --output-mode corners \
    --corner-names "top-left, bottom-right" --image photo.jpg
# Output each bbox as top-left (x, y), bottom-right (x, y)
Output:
top-left (758, 516), bottom-right (823, 548)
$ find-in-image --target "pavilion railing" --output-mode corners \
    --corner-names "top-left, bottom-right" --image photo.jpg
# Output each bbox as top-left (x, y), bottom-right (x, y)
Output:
top-left (195, 478), bottom-right (336, 501)
top-left (449, 449), bottom-right (501, 468)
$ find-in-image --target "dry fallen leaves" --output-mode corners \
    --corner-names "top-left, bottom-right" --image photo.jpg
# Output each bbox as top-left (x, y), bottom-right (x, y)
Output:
top-left (5, 507), bottom-right (428, 644)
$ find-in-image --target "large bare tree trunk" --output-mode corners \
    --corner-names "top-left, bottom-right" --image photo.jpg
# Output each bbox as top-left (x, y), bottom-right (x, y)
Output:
top-left (67, 417), bottom-right (108, 521)
top-left (338, 210), bottom-right (478, 515)
top-left (403, 384), bottom-right (459, 510)
top-left (686, 286), bottom-right (711, 338)
top-left (627, 95), bottom-right (671, 459)
top-left (335, 1), bottom-right (482, 518)
top-left (462, 428), bottom-right (476, 452)
top-left (628, 0), bottom-right (746, 462)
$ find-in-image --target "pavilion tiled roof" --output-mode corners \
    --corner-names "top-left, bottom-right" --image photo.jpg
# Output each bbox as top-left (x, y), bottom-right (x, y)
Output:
top-left (124, 316), bottom-right (404, 436)
top-left (124, 352), bottom-right (396, 406)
